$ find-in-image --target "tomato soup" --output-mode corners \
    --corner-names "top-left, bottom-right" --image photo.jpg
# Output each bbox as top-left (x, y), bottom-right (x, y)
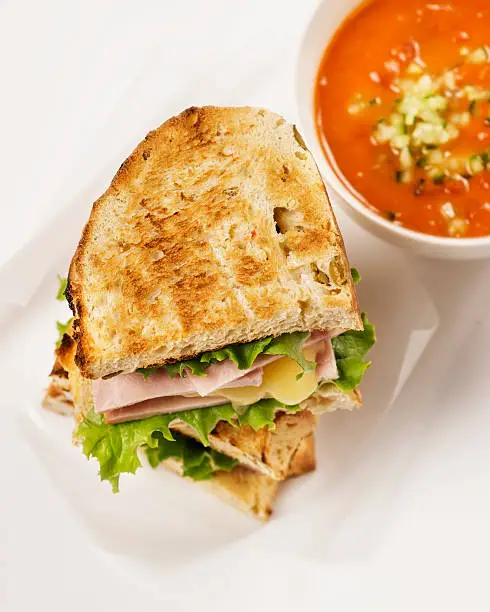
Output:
top-left (315, 0), bottom-right (490, 238)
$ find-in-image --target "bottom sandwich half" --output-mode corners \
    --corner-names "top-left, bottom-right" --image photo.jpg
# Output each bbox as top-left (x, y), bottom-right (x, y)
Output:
top-left (43, 360), bottom-right (317, 521)
top-left (43, 327), bottom-right (364, 521)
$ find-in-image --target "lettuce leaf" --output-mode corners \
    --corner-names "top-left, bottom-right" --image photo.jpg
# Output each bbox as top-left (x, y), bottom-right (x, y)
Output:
top-left (350, 267), bottom-right (361, 284)
top-left (75, 398), bottom-right (299, 492)
top-left (201, 336), bottom-right (272, 370)
top-left (56, 275), bottom-right (68, 301)
top-left (263, 332), bottom-right (315, 378)
top-left (145, 432), bottom-right (237, 481)
top-left (56, 317), bottom-right (73, 349)
top-left (239, 398), bottom-right (302, 431)
top-left (137, 358), bottom-right (208, 380)
top-left (331, 313), bottom-right (375, 392)
top-left (137, 332), bottom-right (314, 379)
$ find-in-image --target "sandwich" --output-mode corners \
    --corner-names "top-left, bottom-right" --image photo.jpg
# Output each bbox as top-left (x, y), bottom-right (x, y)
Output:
top-left (44, 106), bottom-right (375, 519)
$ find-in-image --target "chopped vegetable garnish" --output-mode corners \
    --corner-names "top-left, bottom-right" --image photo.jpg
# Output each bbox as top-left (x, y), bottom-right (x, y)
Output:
top-left (316, 0), bottom-right (490, 238)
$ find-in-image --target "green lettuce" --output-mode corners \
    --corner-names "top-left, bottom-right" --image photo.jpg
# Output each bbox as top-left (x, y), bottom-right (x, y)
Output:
top-left (238, 398), bottom-right (302, 431)
top-left (146, 432), bottom-right (237, 481)
top-left (136, 331), bottom-right (315, 380)
top-left (138, 358), bottom-right (208, 380)
top-left (55, 275), bottom-right (72, 348)
top-left (56, 275), bottom-right (68, 301)
top-left (350, 267), bottom-right (361, 284)
top-left (331, 313), bottom-right (375, 392)
top-left (56, 317), bottom-right (73, 349)
top-left (75, 399), bottom-right (300, 492)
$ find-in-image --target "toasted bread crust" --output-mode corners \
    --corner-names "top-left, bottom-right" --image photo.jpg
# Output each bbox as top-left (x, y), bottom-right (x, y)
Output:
top-left (68, 106), bottom-right (361, 379)
top-left (162, 434), bottom-right (315, 521)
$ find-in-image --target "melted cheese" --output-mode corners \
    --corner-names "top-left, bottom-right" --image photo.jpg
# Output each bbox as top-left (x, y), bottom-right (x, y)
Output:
top-left (219, 348), bottom-right (318, 407)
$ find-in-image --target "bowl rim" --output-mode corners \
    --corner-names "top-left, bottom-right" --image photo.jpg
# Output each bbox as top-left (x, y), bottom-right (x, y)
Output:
top-left (295, 0), bottom-right (490, 250)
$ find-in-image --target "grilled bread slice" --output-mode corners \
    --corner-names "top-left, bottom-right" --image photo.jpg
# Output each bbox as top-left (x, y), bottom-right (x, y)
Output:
top-left (67, 106), bottom-right (361, 379)
top-left (163, 434), bottom-right (315, 522)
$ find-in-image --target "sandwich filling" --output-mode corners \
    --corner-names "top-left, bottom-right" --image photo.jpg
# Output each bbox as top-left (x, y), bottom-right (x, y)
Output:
top-left (54, 273), bottom-right (375, 492)
top-left (93, 330), bottom-right (340, 424)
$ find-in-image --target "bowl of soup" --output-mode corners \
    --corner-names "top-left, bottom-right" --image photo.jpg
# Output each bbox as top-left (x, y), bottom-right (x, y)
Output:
top-left (297, 0), bottom-right (490, 258)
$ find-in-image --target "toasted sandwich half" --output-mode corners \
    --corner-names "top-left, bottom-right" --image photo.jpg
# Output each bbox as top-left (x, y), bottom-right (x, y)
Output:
top-left (44, 358), bottom-right (316, 521)
top-left (45, 106), bottom-right (375, 512)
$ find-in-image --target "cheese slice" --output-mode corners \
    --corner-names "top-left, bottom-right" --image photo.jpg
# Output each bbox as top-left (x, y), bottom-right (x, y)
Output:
top-left (219, 348), bottom-right (319, 407)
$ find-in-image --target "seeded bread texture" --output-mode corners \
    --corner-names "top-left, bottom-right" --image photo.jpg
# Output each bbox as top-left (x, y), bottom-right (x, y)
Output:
top-left (67, 106), bottom-right (362, 379)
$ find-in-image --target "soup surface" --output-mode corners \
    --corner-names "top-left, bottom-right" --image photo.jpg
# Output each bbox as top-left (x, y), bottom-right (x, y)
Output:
top-left (316, 0), bottom-right (490, 237)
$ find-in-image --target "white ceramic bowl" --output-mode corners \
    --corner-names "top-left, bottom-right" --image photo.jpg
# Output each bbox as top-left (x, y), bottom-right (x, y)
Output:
top-left (296, 0), bottom-right (490, 260)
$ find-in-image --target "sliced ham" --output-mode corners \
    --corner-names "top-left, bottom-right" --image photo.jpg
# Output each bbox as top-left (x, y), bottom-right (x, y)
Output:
top-left (104, 394), bottom-right (229, 425)
top-left (93, 367), bottom-right (263, 414)
top-left (93, 331), bottom-right (342, 415)
top-left (315, 339), bottom-right (338, 381)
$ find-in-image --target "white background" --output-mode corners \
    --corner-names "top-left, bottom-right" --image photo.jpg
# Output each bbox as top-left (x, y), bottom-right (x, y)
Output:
top-left (2, 1), bottom-right (490, 611)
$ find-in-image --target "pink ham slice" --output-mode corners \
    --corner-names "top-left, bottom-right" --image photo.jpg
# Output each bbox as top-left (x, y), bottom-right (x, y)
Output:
top-left (93, 367), bottom-right (263, 414)
top-left (104, 336), bottom-right (338, 424)
top-left (315, 339), bottom-right (338, 381)
top-left (93, 331), bottom-right (341, 415)
top-left (104, 394), bottom-right (230, 425)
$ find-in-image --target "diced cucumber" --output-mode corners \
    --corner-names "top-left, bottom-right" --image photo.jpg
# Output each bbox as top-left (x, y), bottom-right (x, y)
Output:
top-left (447, 156), bottom-right (467, 172)
top-left (348, 102), bottom-right (365, 115)
top-left (399, 147), bottom-right (413, 169)
top-left (414, 74), bottom-right (434, 96)
top-left (407, 62), bottom-right (423, 75)
top-left (398, 95), bottom-right (422, 122)
top-left (392, 134), bottom-right (410, 149)
top-left (412, 122), bottom-right (453, 145)
top-left (426, 95), bottom-right (447, 111)
top-left (428, 149), bottom-right (444, 165)
top-left (388, 113), bottom-right (406, 132)
top-left (428, 167), bottom-right (445, 183)
top-left (446, 124), bottom-right (460, 140)
top-left (448, 218), bottom-right (467, 236)
top-left (442, 70), bottom-right (457, 91)
top-left (468, 154), bottom-right (485, 174)
top-left (464, 86), bottom-right (490, 101)
top-left (449, 112), bottom-right (471, 126)
top-left (467, 47), bottom-right (489, 65)
top-left (419, 108), bottom-right (445, 125)
top-left (398, 78), bottom-right (415, 93)
top-left (374, 122), bottom-right (398, 143)
top-left (440, 202), bottom-right (456, 219)
top-left (395, 169), bottom-right (413, 184)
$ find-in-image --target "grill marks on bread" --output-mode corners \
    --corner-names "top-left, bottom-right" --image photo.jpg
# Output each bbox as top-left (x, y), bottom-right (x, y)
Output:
top-left (69, 106), bottom-right (361, 378)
